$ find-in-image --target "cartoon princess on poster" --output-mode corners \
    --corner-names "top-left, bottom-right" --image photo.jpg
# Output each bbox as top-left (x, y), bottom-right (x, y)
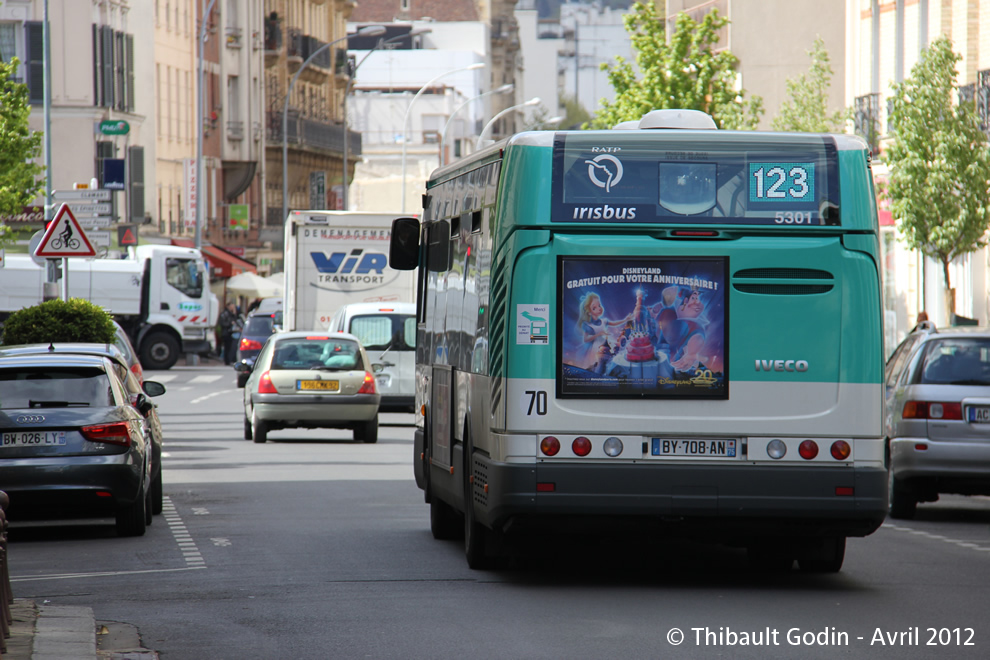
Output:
top-left (572, 292), bottom-right (630, 369)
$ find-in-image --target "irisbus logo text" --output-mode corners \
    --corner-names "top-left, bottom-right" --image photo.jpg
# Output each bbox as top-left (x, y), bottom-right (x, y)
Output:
top-left (755, 359), bottom-right (809, 372)
top-left (311, 249), bottom-right (388, 285)
top-left (571, 204), bottom-right (638, 221)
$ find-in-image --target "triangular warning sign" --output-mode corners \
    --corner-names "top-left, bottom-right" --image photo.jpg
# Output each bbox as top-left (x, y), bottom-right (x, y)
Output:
top-left (119, 227), bottom-right (137, 245)
top-left (35, 204), bottom-right (98, 258)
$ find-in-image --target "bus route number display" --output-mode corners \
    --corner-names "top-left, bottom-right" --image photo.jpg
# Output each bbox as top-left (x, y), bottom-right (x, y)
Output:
top-left (748, 161), bottom-right (817, 224)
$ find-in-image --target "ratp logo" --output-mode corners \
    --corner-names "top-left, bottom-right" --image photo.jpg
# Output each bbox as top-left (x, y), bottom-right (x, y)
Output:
top-left (311, 249), bottom-right (388, 274)
top-left (584, 154), bottom-right (624, 192)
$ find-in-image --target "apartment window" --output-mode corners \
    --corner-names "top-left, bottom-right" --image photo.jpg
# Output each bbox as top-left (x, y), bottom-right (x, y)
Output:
top-left (401, 0), bottom-right (410, 10)
top-left (854, 93), bottom-right (880, 155)
top-left (422, 114), bottom-right (444, 144)
top-left (24, 22), bottom-right (43, 103)
top-left (166, 66), bottom-right (172, 140)
top-left (166, 1), bottom-right (171, 31)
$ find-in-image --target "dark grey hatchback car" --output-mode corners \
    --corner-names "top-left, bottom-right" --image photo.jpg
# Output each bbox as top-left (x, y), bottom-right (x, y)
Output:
top-left (885, 322), bottom-right (990, 518)
top-left (0, 353), bottom-right (158, 536)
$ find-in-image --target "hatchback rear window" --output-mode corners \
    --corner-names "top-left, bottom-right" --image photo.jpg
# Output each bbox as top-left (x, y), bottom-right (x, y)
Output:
top-left (0, 367), bottom-right (114, 409)
top-left (271, 339), bottom-right (362, 371)
top-left (916, 338), bottom-right (990, 385)
top-left (245, 316), bottom-right (275, 335)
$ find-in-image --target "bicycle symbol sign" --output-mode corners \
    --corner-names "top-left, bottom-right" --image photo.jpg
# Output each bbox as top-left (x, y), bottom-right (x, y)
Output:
top-left (34, 204), bottom-right (97, 258)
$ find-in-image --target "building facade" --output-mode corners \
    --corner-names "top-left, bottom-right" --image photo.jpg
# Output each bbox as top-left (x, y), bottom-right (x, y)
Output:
top-left (2, 0), bottom-right (154, 251)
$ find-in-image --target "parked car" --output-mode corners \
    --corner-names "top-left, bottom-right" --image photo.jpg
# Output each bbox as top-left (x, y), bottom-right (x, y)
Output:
top-left (885, 322), bottom-right (990, 518)
top-left (112, 319), bottom-right (144, 384)
top-left (0, 353), bottom-right (160, 536)
top-left (234, 311), bottom-right (282, 388)
top-left (236, 331), bottom-right (381, 444)
top-left (0, 342), bottom-right (168, 516)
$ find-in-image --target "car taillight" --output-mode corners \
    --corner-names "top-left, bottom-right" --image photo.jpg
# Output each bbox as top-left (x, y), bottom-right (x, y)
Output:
top-left (81, 422), bottom-right (132, 447)
top-left (130, 363), bottom-right (144, 384)
top-left (240, 338), bottom-right (263, 351)
top-left (357, 372), bottom-right (377, 394)
top-left (902, 401), bottom-right (962, 420)
top-left (258, 371), bottom-right (278, 394)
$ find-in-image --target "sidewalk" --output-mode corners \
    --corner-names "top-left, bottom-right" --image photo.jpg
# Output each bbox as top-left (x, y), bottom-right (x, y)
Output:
top-left (5, 599), bottom-right (157, 659)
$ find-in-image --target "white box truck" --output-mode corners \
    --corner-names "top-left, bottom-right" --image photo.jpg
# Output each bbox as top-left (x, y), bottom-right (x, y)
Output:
top-left (283, 211), bottom-right (415, 332)
top-left (0, 244), bottom-right (218, 370)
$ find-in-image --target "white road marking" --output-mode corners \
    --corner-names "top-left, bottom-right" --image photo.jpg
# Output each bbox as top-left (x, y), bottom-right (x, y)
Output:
top-left (189, 375), bottom-right (224, 384)
top-left (163, 497), bottom-right (206, 568)
top-left (883, 522), bottom-right (990, 555)
top-left (10, 566), bottom-right (206, 582)
top-left (190, 390), bottom-right (237, 404)
top-left (151, 375), bottom-right (177, 383)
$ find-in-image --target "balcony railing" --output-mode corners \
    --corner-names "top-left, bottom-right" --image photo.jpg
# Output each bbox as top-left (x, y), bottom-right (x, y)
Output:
top-left (267, 110), bottom-right (362, 156)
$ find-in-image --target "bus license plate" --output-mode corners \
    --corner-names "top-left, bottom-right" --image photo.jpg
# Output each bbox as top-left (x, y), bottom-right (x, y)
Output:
top-left (968, 406), bottom-right (990, 423)
top-left (1, 431), bottom-right (67, 448)
top-left (652, 438), bottom-right (736, 458)
top-left (298, 380), bottom-right (339, 391)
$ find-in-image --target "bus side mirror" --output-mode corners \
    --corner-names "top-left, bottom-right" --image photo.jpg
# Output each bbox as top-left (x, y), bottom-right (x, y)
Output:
top-left (389, 217), bottom-right (420, 271)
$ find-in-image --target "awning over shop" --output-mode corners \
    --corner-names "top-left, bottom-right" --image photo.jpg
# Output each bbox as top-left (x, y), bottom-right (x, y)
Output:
top-left (170, 239), bottom-right (256, 278)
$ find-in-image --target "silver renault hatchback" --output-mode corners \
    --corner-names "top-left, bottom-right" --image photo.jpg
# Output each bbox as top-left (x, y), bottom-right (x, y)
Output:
top-left (885, 322), bottom-right (990, 518)
top-left (239, 331), bottom-right (381, 444)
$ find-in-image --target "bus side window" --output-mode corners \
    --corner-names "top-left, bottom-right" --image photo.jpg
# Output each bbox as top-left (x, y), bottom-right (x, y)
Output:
top-left (428, 220), bottom-right (451, 272)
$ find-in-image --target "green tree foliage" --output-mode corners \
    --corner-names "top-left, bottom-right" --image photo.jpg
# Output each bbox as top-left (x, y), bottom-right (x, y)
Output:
top-left (591, 3), bottom-right (763, 130)
top-left (885, 36), bottom-right (990, 318)
top-left (1, 298), bottom-right (116, 346)
top-left (771, 37), bottom-right (850, 133)
top-left (0, 57), bottom-right (45, 242)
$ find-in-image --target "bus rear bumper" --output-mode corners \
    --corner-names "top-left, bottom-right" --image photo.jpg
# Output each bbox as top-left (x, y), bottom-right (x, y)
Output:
top-left (475, 458), bottom-right (888, 540)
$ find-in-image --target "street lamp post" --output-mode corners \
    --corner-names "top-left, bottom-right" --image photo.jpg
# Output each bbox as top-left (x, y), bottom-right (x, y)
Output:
top-left (196, 0), bottom-right (218, 250)
top-left (476, 97), bottom-right (542, 148)
top-left (281, 26), bottom-right (385, 224)
top-left (439, 83), bottom-right (513, 167)
top-left (342, 28), bottom-right (431, 211)
top-left (400, 62), bottom-right (485, 213)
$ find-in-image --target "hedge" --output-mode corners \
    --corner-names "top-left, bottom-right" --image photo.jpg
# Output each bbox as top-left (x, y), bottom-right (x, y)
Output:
top-left (1, 298), bottom-right (116, 345)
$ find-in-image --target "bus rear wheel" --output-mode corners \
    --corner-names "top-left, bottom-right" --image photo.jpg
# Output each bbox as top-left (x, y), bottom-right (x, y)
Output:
top-left (430, 497), bottom-right (460, 540)
top-left (797, 536), bottom-right (846, 573)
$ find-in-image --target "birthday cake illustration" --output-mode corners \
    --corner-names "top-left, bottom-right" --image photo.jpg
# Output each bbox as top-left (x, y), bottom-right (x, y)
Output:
top-left (624, 333), bottom-right (656, 362)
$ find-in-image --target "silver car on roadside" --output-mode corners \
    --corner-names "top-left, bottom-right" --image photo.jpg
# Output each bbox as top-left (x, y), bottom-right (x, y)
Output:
top-left (238, 331), bottom-right (381, 444)
top-left (885, 322), bottom-right (990, 518)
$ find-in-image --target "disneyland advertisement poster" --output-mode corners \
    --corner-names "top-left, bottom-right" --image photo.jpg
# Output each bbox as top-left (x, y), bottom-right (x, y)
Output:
top-left (558, 256), bottom-right (728, 399)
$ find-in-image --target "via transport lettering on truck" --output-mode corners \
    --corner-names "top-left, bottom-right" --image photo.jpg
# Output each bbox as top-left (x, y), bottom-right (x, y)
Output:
top-left (282, 211), bottom-right (417, 332)
top-left (0, 245), bottom-right (218, 370)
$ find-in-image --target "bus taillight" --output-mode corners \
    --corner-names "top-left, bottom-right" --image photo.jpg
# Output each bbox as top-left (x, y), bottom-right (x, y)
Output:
top-left (572, 437), bottom-right (592, 456)
top-left (830, 440), bottom-right (851, 460)
top-left (540, 436), bottom-right (560, 456)
top-left (798, 440), bottom-right (819, 460)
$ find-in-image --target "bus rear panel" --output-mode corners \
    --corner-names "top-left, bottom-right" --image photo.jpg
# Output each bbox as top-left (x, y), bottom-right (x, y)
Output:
top-left (403, 121), bottom-right (886, 569)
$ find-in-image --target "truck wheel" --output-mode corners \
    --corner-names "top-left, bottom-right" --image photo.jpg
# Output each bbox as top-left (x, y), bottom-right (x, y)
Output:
top-left (141, 332), bottom-right (180, 370)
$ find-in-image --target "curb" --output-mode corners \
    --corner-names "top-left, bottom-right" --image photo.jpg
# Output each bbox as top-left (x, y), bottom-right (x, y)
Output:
top-left (6, 598), bottom-right (98, 660)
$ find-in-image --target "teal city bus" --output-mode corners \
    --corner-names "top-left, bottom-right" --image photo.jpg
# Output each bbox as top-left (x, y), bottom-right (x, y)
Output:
top-left (389, 110), bottom-right (887, 572)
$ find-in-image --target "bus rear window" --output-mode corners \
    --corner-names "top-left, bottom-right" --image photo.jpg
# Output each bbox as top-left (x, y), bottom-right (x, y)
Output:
top-left (552, 132), bottom-right (840, 227)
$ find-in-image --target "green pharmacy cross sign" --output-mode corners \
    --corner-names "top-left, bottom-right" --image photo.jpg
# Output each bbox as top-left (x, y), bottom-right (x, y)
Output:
top-left (99, 120), bottom-right (130, 136)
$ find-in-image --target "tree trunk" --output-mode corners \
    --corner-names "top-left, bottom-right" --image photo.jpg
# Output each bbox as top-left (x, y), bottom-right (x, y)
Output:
top-left (942, 258), bottom-right (954, 326)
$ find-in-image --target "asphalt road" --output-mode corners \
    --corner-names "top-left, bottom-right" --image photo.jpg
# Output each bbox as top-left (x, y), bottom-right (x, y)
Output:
top-left (6, 365), bottom-right (990, 660)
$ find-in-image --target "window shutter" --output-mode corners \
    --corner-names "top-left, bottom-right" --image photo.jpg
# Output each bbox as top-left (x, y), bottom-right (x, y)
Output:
top-left (92, 24), bottom-right (101, 105)
top-left (24, 22), bottom-right (44, 104)
top-left (129, 146), bottom-right (145, 221)
top-left (101, 26), bottom-right (114, 107)
top-left (125, 34), bottom-right (134, 112)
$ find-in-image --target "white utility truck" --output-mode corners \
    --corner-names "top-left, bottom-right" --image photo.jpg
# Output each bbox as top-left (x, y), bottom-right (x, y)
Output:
top-left (0, 244), bottom-right (218, 370)
top-left (283, 211), bottom-right (415, 332)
